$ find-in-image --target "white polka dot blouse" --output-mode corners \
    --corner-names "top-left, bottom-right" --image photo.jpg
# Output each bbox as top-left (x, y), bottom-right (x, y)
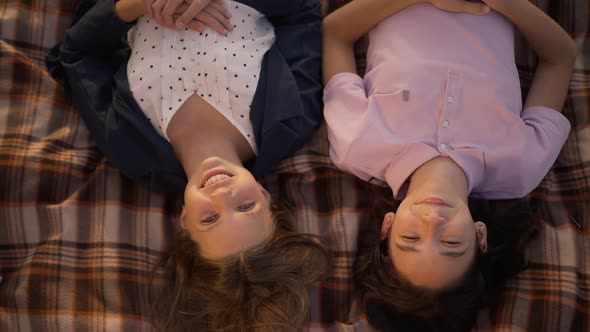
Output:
top-left (127, 0), bottom-right (275, 154)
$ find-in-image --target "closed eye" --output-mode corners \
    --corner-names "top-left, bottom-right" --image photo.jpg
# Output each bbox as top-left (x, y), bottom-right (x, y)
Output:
top-left (201, 214), bottom-right (219, 224)
top-left (237, 202), bottom-right (256, 212)
top-left (401, 236), bottom-right (419, 241)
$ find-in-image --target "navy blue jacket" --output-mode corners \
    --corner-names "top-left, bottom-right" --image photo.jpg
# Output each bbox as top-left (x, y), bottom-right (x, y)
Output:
top-left (47, 0), bottom-right (323, 192)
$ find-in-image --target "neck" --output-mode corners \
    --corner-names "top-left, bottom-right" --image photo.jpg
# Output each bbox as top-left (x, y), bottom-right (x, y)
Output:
top-left (164, 94), bottom-right (255, 180)
top-left (169, 130), bottom-right (244, 179)
top-left (407, 156), bottom-right (470, 201)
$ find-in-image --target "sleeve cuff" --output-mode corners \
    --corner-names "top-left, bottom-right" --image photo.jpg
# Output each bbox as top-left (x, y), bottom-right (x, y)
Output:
top-left (522, 106), bottom-right (572, 137)
top-left (323, 72), bottom-right (365, 95)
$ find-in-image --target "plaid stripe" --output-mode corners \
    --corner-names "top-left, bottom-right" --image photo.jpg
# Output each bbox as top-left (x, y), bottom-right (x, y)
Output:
top-left (0, 0), bottom-right (588, 331)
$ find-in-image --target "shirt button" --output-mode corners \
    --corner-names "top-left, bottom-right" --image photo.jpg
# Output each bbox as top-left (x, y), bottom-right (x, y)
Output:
top-left (442, 121), bottom-right (449, 128)
top-left (439, 143), bottom-right (447, 151)
top-left (447, 96), bottom-right (455, 103)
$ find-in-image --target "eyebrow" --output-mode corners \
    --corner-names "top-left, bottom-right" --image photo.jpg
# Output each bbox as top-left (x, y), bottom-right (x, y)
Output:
top-left (395, 243), bottom-right (467, 258)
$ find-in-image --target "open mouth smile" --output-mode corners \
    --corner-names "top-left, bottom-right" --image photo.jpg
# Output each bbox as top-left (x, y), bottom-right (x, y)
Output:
top-left (201, 170), bottom-right (234, 188)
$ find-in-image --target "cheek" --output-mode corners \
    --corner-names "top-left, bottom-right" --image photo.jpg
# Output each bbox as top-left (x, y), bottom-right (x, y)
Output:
top-left (184, 190), bottom-right (200, 212)
top-left (186, 181), bottom-right (212, 203)
top-left (454, 214), bottom-right (477, 233)
top-left (184, 184), bottom-right (200, 203)
top-left (236, 181), bottom-right (264, 200)
top-left (392, 209), bottom-right (416, 232)
top-left (445, 221), bottom-right (476, 243)
top-left (183, 191), bottom-right (210, 222)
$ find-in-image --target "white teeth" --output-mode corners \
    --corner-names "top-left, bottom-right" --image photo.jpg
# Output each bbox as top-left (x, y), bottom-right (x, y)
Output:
top-left (204, 174), bottom-right (231, 187)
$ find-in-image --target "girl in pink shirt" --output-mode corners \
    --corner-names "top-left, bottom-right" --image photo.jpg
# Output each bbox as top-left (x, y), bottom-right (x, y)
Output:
top-left (323, 0), bottom-right (575, 330)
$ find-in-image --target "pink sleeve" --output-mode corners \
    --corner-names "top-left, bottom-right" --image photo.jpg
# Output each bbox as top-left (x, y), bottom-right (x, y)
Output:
top-left (323, 73), bottom-right (368, 167)
top-left (520, 106), bottom-right (571, 195)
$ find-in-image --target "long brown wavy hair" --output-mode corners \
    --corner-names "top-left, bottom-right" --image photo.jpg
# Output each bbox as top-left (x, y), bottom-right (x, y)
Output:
top-left (151, 208), bottom-right (330, 331)
top-left (354, 186), bottom-right (539, 332)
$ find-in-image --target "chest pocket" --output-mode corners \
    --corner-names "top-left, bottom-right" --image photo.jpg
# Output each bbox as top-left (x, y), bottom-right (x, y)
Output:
top-left (368, 89), bottom-right (437, 143)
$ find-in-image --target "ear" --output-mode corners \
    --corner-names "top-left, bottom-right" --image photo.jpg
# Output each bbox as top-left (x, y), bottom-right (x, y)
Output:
top-left (180, 206), bottom-right (187, 230)
top-left (381, 212), bottom-right (395, 240)
top-left (475, 221), bottom-right (488, 253)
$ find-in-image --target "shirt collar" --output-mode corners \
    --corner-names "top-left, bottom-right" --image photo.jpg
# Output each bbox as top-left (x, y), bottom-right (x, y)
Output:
top-left (384, 144), bottom-right (484, 199)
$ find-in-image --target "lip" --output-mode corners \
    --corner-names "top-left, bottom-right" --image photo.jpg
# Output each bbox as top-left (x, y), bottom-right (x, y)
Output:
top-left (417, 197), bottom-right (452, 207)
top-left (200, 168), bottom-right (234, 188)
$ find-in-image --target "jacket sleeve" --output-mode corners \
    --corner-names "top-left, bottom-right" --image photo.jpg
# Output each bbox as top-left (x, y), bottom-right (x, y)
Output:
top-left (245, 0), bottom-right (324, 177)
top-left (46, 0), bottom-right (186, 192)
top-left (267, 0), bottom-right (324, 127)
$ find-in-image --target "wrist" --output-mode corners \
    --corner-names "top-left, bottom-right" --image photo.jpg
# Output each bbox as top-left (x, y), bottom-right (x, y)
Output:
top-left (385, 0), bottom-right (425, 14)
top-left (482, 0), bottom-right (515, 13)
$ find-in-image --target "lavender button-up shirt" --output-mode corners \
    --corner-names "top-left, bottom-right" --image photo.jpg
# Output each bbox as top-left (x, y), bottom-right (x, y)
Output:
top-left (324, 4), bottom-right (571, 199)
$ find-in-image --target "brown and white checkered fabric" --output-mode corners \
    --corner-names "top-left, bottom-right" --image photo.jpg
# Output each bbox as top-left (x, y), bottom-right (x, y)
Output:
top-left (0, 0), bottom-right (588, 331)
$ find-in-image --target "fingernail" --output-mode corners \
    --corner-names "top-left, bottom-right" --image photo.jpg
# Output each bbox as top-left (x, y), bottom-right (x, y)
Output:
top-left (176, 20), bottom-right (185, 28)
top-left (482, 6), bottom-right (490, 13)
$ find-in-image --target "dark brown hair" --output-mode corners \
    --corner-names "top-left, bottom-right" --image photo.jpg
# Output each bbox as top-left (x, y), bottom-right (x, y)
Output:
top-left (151, 209), bottom-right (330, 332)
top-left (354, 188), bottom-right (539, 332)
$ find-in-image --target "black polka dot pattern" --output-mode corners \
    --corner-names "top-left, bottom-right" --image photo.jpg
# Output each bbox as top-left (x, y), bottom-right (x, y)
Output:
top-left (126, 0), bottom-right (274, 154)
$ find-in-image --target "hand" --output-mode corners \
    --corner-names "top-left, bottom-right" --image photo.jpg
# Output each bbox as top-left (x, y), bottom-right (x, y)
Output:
top-left (143, 0), bottom-right (156, 20)
top-left (143, 0), bottom-right (233, 35)
top-left (148, 0), bottom-right (231, 30)
top-left (148, 0), bottom-right (193, 27)
top-left (151, 0), bottom-right (192, 28)
top-left (175, 0), bottom-right (232, 29)
top-left (429, 0), bottom-right (491, 15)
top-left (172, 1), bottom-right (234, 35)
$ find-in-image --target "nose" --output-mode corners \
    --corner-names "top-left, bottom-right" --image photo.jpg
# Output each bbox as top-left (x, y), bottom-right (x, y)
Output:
top-left (419, 212), bottom-right (445, 224)
top-left (412, 204), bottom-right (446, 224)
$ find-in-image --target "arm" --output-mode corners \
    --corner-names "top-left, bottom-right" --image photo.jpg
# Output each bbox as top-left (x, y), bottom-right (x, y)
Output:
top-left (322, 0), bottom-right (490, 84)
top-left (483, 0), bottom-right (576, 111)
top-left (46, 0), bottom-right (187, 192)
top-left (115, 0), bottom-right (146, 22)
top-left (322, 0), bottom-right (416, 84)
top-left (267, 0), bottom-right (324, 129)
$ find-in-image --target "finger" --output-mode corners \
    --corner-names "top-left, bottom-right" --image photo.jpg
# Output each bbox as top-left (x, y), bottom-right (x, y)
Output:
top-left (174, 2), bottom-right (189, 15)
top-left (193, 11), bottom-right (227, 36)
top-left (145, 0), bottom-right (154, 18)
top-left (186, 19), bottom-right (206, 33)
top-left (203, 6), bottom-right (233, 32)
top-left (176, 0), bottom-right (211, 28)
top-left (152, 0), bottom-right (166, 26)
top-left (209, 0), bottom-right (232, 19)
top-left (161, 0), bottom-right (185, 28)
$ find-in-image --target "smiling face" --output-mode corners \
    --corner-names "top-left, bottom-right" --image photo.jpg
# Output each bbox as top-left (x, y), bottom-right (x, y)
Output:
top-left (181, 157), bottom-right (274, 260)
top-left (382, 195), bottom-right (488, 289)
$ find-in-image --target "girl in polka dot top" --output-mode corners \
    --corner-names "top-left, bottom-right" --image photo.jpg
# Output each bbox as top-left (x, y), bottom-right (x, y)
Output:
top-left (57, 0), bottom-right (330, 331)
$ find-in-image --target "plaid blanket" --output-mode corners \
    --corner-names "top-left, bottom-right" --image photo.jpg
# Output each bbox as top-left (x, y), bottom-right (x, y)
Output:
top-left (0, 0), bottom-right (587, 331)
